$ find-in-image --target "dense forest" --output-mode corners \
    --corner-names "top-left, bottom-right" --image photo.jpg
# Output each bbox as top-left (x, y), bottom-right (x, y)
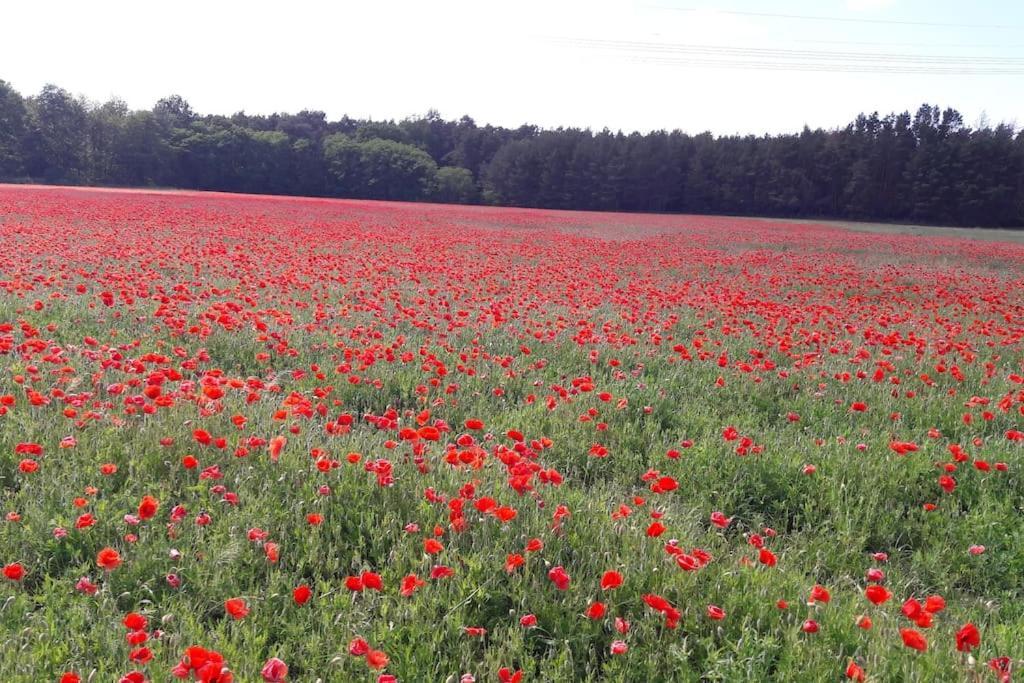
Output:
top-left (1, 79), bottom-right (1022, 226)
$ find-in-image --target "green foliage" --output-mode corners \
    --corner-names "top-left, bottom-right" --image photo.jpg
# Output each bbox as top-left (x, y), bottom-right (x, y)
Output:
top-left (1, 79), bottom-right (1023, 225)
top-left (21, 84), bottom-right (89, 182)
top-left (323, 134), bottom-right (438, 201)
top-left (0, 194), bottom-right (1022, 680)
top-left (0, 80), bottom-right (28, 177)
top-left (432, 166), bottom-right (478, 204)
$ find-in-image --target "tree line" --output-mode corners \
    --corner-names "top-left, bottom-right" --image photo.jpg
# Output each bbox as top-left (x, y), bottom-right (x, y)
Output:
top-left (1, 79), bottom-right (1022, 226)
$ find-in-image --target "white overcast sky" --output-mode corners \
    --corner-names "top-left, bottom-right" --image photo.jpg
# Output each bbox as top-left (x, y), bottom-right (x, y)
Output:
top-left (2, 0), bottom-right (1022, 134)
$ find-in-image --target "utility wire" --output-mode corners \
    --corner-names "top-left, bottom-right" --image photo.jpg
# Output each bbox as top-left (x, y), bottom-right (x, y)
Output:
top-left (644, 5), bottom-right (1024, 31)
top-left (623, 55), bottom-right (1024, 75)
top-left (542, 37), bottom-right (1024, 75)
top-left (546, 37), bottom-right (1024, 65)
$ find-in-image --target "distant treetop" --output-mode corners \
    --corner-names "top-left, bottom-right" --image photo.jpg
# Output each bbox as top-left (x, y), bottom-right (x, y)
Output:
top-left (0, 79), bottom-right (1021, 227)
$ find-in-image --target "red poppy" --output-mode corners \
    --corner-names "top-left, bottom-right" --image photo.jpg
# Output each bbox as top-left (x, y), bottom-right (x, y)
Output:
top-left (498, 668), bottom-right (523, 683)
top-left (901, 628), bottom-right (928, 651)
top-left (710, 511), bottom-right (731, 528)
top-left (955, 623), bottom-right (980, 652)
top-left (400, 573), bottom-right (424, 597)
top-left (600, 570), bottom-right (623, 590)
top-left (224, 598), bottom-right (249, 620)
top-left (348, 638), bottom-right (370, 656)
top-left (646, 521), bottom-right (667, 537)
top-left (865, 585), bottom-right (892, 605)
top-left (261, 657), bottom-right (288, 682)
top-left (293, 584), bottom-right (312, 605)
top-left (123, 612), bottom-right (147, 630)
top-left (548, 566), bottom-right (571, 590)
top-left (137, 495), bottom-right (159, 520)
top-left (362, 571), bottom-right (383, 590)
top-left (97, 547), bottom-right (121, 571)
top-left (923, 595), bottom-right (946, 613)
top-left (366, 649), bottom-right (389, 669)
top-left (758, 548), bottom-right (777, 567)
top-left (3, 562), bottom-right (24, 581)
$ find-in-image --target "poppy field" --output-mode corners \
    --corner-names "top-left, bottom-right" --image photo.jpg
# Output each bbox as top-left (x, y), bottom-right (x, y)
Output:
top-left (1, 185), bottom-right (1022, 682)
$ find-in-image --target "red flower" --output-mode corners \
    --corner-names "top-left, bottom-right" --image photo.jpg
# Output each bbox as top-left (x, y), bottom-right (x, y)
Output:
top-left (129, 646), bottom-right (153, 664)
top-left (498, 668), bottom-right (523, 683)
top-left (361, 571), bottom-right (383, 590)
top-left (264, 542), bottom-right (280, 563)
top-left (348, 638), bottom-right (370, 656)
top-left (600, 570), bottom-right (623, 590)
top-left (706, 605), bottom-right (726, 620)
top-left (901, 598), bottom-right (923, 620)
top-left (224, 598), bottom-right (249, 620)
top-left (123, 612), bottom-right (147, 631)
top-left (865, 585), bottom-right (892, 605)
top-left (366, 649), bottom-right (389, 670)
top-left (261, 657), bottom-right (289, 682)
top-left (400, 573), bottom-right (424, 597)
top-left (646, 521), bottom-right (667, 537)
top-left (547, 565), bottom-right (571, 590)
top-left (430, 565), bottom-right (454, 580)
top-left (505, 554), bottom-right (525, 572)
top-left (955, 623), bottom-right (980, 652)
top-left (137, 495), bottom-right (159, 520)
top-left (97, 547), bottom-right (121, 571)
top-left (900, 628), bottom-right (928, 652)
top-left (3, 562), bottom-right (25, 581)
top-left (293, 584), bottom-right (312, 605)
top-left (650, 475), bottom-right (678, 493)
top-left (923, 595), bottom-right (945, 613)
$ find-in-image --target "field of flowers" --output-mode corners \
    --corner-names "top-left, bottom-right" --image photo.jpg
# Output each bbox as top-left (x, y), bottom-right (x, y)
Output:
top-left (0, 185), bottom-right (1021, 682)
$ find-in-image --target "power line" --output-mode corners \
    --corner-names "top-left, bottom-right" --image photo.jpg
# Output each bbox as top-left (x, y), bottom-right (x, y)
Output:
top-left (622, 55), bottom-right (1024, 75)
top-left (644, 5), bottom-right (1024, 31)
top-left (782, 38), bottom-right (1024, 50)
top-left (542, 37), bottom-right (1024, 75)
top-left (546, 37), bottom-right (1024, 65)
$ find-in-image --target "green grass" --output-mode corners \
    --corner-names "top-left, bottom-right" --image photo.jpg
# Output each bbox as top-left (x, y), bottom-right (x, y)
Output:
top-left (0, 191), bottom-right (1021, 682)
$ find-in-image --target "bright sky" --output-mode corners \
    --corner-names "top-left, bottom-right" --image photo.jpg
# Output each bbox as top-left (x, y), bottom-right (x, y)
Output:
top-left (3, 0), bottom-right (1022, 134)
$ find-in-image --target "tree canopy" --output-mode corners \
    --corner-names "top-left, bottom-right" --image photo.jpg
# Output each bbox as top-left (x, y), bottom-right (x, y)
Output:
top-left (0, 79), bottom-right (1022, 227)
